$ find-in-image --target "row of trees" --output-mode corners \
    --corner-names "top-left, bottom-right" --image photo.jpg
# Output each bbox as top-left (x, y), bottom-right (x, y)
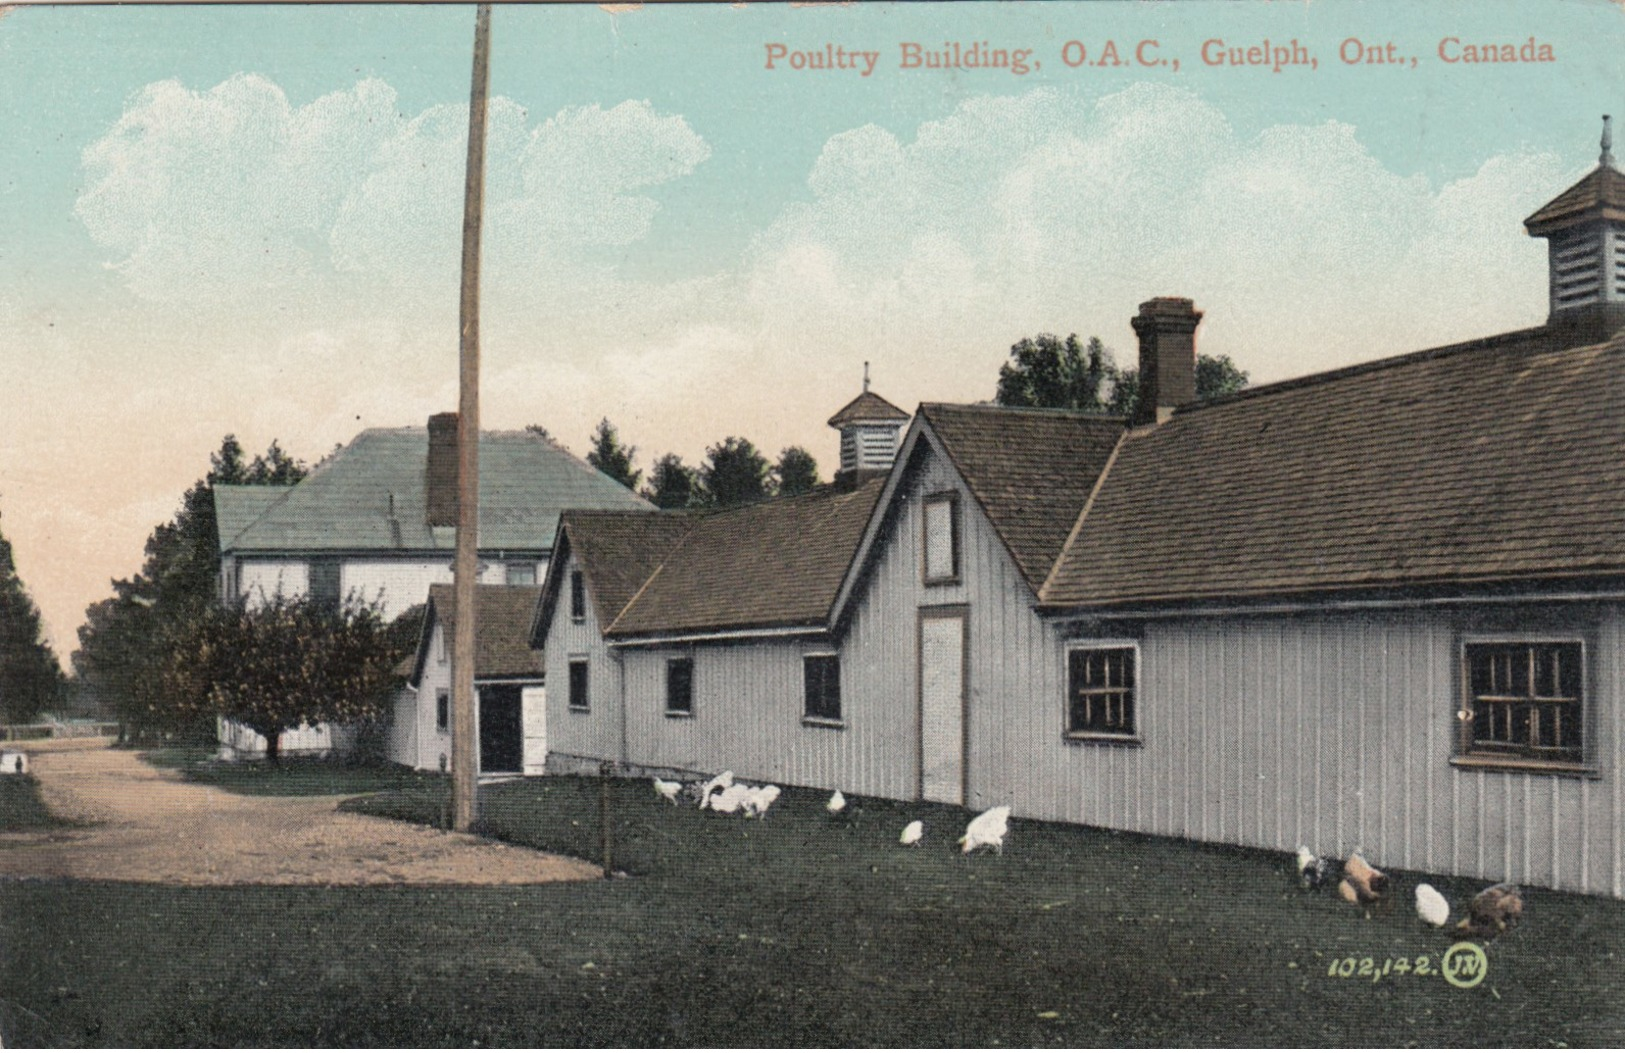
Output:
top-left (582, 420), bottom-right (822, 511)
top-left (994, 333), bottom-right (1249, 413)
top-left (0, 506), bottom-right (66, 724)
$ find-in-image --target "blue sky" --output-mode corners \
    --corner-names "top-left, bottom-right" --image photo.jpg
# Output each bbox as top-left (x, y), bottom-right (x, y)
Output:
top-left (1, 0), bottom-right (1621, 654)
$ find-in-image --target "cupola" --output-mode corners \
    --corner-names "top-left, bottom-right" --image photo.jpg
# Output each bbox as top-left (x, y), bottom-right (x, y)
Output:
top-left (828, 363), bottom-right (908, 489)
top-left (1524, 115), bottom-right (1625, 345)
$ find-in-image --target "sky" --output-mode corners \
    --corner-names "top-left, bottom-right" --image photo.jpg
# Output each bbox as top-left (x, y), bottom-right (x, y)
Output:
top-left (1, 0), bottom-right (1622, 660)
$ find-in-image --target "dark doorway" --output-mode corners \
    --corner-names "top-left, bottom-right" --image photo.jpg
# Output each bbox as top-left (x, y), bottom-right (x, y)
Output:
top-left (479, 684), bottom-right (524, 773)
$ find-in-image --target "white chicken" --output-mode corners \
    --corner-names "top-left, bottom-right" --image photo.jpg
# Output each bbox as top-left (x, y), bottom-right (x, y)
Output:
top-left (959, 805), bottom-right (1011, 855)
top-left (708, 783), bottom-right (752, 814)
top-left (652, 777), bottom-right (682, 805)
top-left (744, 784), bottom-right (781, 819)
top-left (697, 770), bottom-right (735, 810)
top-left (1415, 883), bottom-right (1450, 927)
top-left (827, 789), bottom-right (847, 816)
top-left (900, 820), bottom-right (924, 846)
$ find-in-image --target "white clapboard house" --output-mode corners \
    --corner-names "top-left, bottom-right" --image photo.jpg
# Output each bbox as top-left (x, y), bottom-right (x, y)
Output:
top-left (214, 413), bottom-right (648, 758)
top-left (531, 132), bottom-right (1625, 898)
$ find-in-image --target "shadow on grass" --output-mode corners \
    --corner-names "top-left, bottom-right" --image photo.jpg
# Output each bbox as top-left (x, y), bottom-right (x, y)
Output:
top-left (0, 775), bottom-right (79, 833)
top-left (139, 748), bottom-right (448, 799)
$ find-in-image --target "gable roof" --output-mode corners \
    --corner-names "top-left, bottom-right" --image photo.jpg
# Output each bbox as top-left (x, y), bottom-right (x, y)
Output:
top-left (532, 509), bottom-right (698, 645)
top-left (220, 427), bottom-right (649, 555)
top-left (411, 583), bottom-right (544, 685)
top-left (214, 485), bottom-right (295, 550)
top-left (917, 404), bottom-right (1125, 592)
top-left (828, 390), bottom-right (910, 427)
top-left (1041, 327), bottom-right (1625, 611)
top-left (1524, 162), bottom-right (1625, 232)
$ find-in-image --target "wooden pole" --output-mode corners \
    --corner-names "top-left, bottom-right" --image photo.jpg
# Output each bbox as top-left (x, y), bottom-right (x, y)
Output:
top-left (600, 759), bottom-right (614, 878)
top-left (452, 2), bottom-right (492, 834)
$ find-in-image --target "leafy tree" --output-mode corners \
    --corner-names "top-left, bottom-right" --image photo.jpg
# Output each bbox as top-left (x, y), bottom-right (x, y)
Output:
top-left (175, 593), bottom-right (401, 764)
top-left (586, 418), bottom-right (640, 491)
top-left (995, 334), bottom-right (1114, 411)
top-left (0, 510), bottom-right (64, 723)
top-left (773, 447), bottom-right (821, 498)
top-left (700, 437), bottom-right (771, 509)
top-left (1109, 353), bottom-right (1251, 416)
top-left (643, 453), bottom-right (699, 510)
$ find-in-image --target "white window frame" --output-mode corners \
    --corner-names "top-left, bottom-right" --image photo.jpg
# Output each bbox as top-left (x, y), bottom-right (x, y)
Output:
top-left (922, 491), bottom-right (962, 586)
top-left (567, 656), bottom-right (590, 713)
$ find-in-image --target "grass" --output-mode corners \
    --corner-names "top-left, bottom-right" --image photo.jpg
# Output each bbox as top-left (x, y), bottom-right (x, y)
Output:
top-left (3, 776), bottom-right (1624, 1045)
top-left (0, 775), bottom-right (69, 833)
top-left (139, 747), bottom-right (447, 798)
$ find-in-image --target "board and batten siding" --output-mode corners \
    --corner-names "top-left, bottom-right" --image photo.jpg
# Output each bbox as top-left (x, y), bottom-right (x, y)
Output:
top-left (542, 550), bottom-right (624, 769)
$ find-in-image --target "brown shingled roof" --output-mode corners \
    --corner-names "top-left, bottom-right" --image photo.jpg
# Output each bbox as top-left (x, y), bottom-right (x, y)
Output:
top-left (1524, 162), bottom-right (1625, 232)
top-left (1041, 328), bottom-right (1625, 610)
top-left (607, 481), bottom-right (885, 638)
top-left (919, 404), bottom-right (1125, 591)
top-left (562, 510), bottom-right (698, 626)
top-left (414, 584), bottom-right (544, 683)
top-left (828, 390), bottom-right (910, 427)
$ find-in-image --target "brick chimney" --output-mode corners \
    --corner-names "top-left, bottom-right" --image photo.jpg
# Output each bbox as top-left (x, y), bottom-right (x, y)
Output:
top-left (1130, 297), bottom-right (1202, 426)
top-left (425, 412), bottom-right (459, 527)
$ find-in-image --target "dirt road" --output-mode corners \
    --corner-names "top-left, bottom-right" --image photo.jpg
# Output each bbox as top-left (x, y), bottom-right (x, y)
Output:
top-left (0, 739), bottom-right (598, 885)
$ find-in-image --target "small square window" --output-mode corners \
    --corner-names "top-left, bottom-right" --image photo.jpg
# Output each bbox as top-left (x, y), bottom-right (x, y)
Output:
top-left (1461, 640), bottom-right (1584, 766)
top-left (666, 657), bottom-right (694, 716)
top-left (435, 689), bottom-right (449, 731)
top-left (804, 654), bottom-right (842, 723)
top-left (505, 562), bottom-right (537, 586)
top-left (1067, 645), bottom-right (1136, 738)
top-left (923, 493), bottom-right (961, 585)
top-left (570, 570), bottom-right (587, 621)
top-left (568, 659), bottom-right (590, 712)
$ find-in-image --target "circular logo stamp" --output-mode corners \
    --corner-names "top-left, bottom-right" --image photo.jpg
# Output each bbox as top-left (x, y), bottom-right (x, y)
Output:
top-left (1441, 941), bottom-right (1489, 989)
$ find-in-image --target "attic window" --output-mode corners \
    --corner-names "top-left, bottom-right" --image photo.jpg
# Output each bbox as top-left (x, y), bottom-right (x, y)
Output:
top-left (1066, 643), bottom-right (1137, 741)
top-left (505, 562), bottom-right (537, 586)
top-left (570, 570), bottom-right (586, 621)
top-left (1459, 640), bottom-right (1586, 770)
top-left (922, 492), bottom-right (961, 585)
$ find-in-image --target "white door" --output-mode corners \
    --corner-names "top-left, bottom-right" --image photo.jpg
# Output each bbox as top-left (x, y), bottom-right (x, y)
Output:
top-left (919, 611), bottom-right (966, 804)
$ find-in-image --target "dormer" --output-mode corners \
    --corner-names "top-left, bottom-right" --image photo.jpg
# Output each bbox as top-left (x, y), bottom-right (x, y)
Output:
top-left (1524, 116), bottom-right (1625, 346)
top-left (828, 364), bottom-right (908, 490)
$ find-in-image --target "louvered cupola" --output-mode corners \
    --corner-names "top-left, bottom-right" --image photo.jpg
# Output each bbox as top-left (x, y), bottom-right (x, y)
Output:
top-left (1524, 115), bottom-right (1625, 345)
top-left (828, 363), bottom-right (909, 490)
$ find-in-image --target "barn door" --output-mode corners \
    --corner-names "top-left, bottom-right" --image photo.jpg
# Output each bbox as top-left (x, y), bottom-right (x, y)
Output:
top-left (919, 609), bottom-right (967, 805)
top-left (478, 685), bottom-right (524, 774)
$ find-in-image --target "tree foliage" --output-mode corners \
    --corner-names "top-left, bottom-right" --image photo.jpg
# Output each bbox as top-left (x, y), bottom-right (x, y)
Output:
top-left (995, 333), bottom-right (1249, 417)
top-left (700, 437), bottom-right (771, 509)
top-left (773, 447), bottom-right (821, 498)
top-left (72, 435), bottom-right (308, 740)
top-left (1109, 353), bottom-right (1251, 416)
top-left (175, 593), bottom-right (402, 764)
top-left (643, 453), bottom-right (699, 510)
top-left (586, 418), bottom-right (640, 492)
top-left (0, 510), bottom-right (64, 723)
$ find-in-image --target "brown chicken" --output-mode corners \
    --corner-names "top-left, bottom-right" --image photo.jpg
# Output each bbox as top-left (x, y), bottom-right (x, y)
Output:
top-left (1457, 883), bottom-right (1523, 938)
top-left (1339, 852), bottom-right (1389, 905)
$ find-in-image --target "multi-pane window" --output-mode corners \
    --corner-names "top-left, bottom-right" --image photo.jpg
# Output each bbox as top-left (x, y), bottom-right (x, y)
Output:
top-left (804, 654), bottom-right (842, 723)
top-left (568, 659), bottom-right (590, 712)
top-left (505, 562), bottom-right (537, 585)
top-left (570, 570), bottom-right (587, 620)
top-left (666, 657), bottom-right (694, 716)
top-left (1067, 645), bottom-right (1137, 738)
top-left (436, 689), bottom-right (449, 731)
top-left (1463, 641), bottom-right (1583, 764)
top-left (923, 493), bottom-right (961, 584)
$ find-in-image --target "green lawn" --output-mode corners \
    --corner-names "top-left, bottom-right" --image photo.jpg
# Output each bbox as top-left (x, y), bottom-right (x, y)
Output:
top-left (140, 747), bottom-right (448, 798)
top-left (2, 775), bottom-right (1623, 1045)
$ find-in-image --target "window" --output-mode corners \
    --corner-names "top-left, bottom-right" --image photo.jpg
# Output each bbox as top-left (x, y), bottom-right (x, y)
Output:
top-left (922, 493), bottom-right (961, 584)
top-left (435, 689), bottom-right (449, 731)
top-left (1462, 640), bottom-right (1584, 766)
top-left (505, 562), bottom-right (537, 585)
top-left (666, 657), bottom-right (694, 716)
top-left (309, 558), bottom-right (341, 607)
top-left (570, 570), bottom-right (587, 621)
top-left (435, 627), bottom-right (447, 666)
top-left (803, 654), bottom-right (842, 723)
top-left (1066, 644), bottom-right (1137, 739)
top-left (568, 659), bottom-right (590, 712)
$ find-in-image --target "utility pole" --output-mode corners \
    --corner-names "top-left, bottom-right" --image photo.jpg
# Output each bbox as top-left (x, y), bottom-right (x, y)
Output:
top-left (452, 2), bottom-right (492, 833)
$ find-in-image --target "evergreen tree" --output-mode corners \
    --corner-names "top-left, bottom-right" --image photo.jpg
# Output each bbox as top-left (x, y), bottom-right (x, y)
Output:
top-left (643, 453), bottom-right (698, 510)
top-left (0, 509), bottom-right (64, 723)
top-left (700, 437), bottom-right (771, 509)
top-left (586, 418), bottom-right (641, 491)
top-left (773, 446), bottom-right (821, 497)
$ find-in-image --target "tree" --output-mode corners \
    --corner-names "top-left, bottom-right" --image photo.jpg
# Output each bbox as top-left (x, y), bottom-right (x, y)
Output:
top-left (995, 334), bottom-right (1114, 411)
top-left (1109, 353), bottom-right (1251, 417)
top-left (700, 437), bottom-right (771, 509)
top-left (586, 418), bottom-right (640, 491)
top-left (773, 446), bottom-right (821, 497)
top-left (176, 593), bottom-right (402, 765)
top-left (0, 510), bottom-right (64, 723)
top-left (643, 453), bottom-right (698, 510)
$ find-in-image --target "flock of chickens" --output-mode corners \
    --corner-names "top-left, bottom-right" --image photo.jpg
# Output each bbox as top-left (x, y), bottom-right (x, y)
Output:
top-left (652, 773), bottom-right (1013, 853)
top-left (1296, 845), bottom-right (1525, 938)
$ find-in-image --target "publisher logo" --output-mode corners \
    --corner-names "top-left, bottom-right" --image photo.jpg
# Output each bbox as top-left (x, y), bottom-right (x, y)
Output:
top-left (1441, 942), bottom-right (1489, 989)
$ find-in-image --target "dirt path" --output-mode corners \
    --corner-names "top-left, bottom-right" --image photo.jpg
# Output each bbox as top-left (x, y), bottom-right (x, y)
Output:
top-left (0, 740), bottom-right (599, 885)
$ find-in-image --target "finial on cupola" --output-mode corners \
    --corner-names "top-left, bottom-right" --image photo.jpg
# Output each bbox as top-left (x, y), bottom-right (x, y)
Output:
top-left (1602, 114), bottom-right (1614, 167)
top-left (863, 360), bottom-right (870, 393)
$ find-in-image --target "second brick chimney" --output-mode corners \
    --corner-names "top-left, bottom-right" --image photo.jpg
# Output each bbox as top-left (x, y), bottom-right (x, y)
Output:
top-left (1130, 297), bottom-right (1202, 426)
top-left (425, 412), bottom-right (459, 527)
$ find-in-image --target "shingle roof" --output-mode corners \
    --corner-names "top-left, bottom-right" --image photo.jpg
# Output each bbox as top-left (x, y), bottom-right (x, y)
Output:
top-left (828, 390), bottom-right (910, 427)
top-left (412, 584), bottom-right (544, 684)
top-left (220, 427), bottom-right (648, 554)
top-left (1524, 162), bottom-right (1625, 232)
top-left (604, 481), bottom-right (886, 638)
top-left (214, 485), bottom-right (294, 549)
top-left (919, 404), bottom-right (1125, 591)
top-left (1041, 327), bottom-right (1625, 609)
